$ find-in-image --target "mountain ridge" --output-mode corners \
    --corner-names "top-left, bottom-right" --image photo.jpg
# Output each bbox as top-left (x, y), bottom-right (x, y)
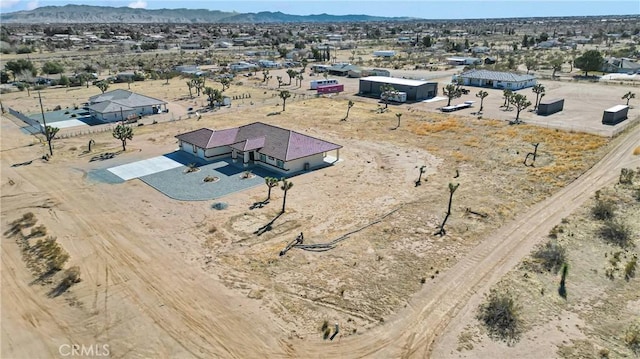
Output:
top-left (1, 4), bottom-right (413, 23)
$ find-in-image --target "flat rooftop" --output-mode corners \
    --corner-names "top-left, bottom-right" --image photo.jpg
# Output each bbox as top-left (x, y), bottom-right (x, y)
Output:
top-left (361, 76), bottom-right (435, 87)
top-left (605, 105), bottom-right (629, 112)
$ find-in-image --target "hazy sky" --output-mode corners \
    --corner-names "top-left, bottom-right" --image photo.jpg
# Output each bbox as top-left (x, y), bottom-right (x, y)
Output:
top-left (2, 0), bottom-right (639, 19)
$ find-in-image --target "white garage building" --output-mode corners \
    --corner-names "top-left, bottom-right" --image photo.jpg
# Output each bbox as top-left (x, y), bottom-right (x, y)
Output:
top-left (86, 89), bottom-right (167, 122)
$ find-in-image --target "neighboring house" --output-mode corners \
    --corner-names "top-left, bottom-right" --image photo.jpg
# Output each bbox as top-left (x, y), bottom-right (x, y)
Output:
top-left (470, 46), bottom-right (490, 55)
top-left (484, 57), bottom-right (497, 65)
top-left (447, 57), bottom-right (482, 66)
top-left (373, 50), bottom-right (396, 57)
top-left (86, 89), bottom-right (167, 122)
top-left (454, 69), bottom-right (536, 90)
top-left (175, 65), bottom-right (204, 76)
top-left (602, 57), bottom-right (640, 73)
top-left (359, 76), bottom-right (438, 101)
top-left (327, 63), bottom-right (362, 77)
top-left (175, 122), bottom-right (342, 174)
top-left (229, 61), bottom-right (258, 72)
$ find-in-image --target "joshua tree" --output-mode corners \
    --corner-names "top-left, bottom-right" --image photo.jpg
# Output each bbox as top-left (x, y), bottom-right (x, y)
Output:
top-left (622, 91), bottom-right (636, 106)
top-left (394, 113), bottom-right (402, 129)
top-left (279, 90), bottom-right (291, 111)
top-left (502, 89), bottom-right (514, 109)
top-left (297, 73), bottom-right (304, 88)
top-left (44, 126), bottom-right (59, 156)
top-left (550, 57), bottom-right (563, 77)
top-left (204, 86), bottom-right (222, 108)
top-left (524, 57), bottom-right (538, 74)
top-left (194, 77), bottom-right (205, 96)
top-left (476, 90), bottom-right (488, 112)
top-left (532, 84), bottom-right (546, 110)
top-left (380, 84), bottom-right (397, 109)
top-left (112, 123), bottom-right (133, 151)
top-left (280, 178), bottom-right (293, 213)
top-left (219, 77), bottom-right (231, 92)
top-left (443, 83), bottom-right (461, 106)
top-left (435, 183), bottom-right (460, 236)
top-left (264, 177), bottom-right (279, 202)
top-left (95, 80), bottom-right (109, 94)
top-left (286, 69), bottom-right (298, 85)
top-left (262, 69), bottom-right (270, 83)
top-left (186, 79), bottom-right (194, 99)
top-left (343, 100), bottom-right (354, 121)
top-left (510, 93), bottom-right (532, 123)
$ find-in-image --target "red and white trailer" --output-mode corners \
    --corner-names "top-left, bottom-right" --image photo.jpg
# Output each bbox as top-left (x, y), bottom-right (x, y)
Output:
top-left (317, 83), bottom-right (344, 94)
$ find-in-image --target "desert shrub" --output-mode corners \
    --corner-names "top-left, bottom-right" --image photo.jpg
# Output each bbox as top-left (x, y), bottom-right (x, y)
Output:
top-left (31, 236), bottom-right (69, 273)
top-left (61, 266), bottom-right (81, 286)
top-left (7, 212), bottom-right (37, 235)
top-left (29, 224), bottom-right (47, 238)
top-left (598, 348), bottom-right (609, 358)
top-left (625, 255), bottom-right (637, 281)
top-left (53, 105), bottom-right (62, 111)
top-left (208, 225), bottom-right (217, 234)
top-left (626, 322), bottom-right (640, 355)
top-left (184, 163), bottom-right (199, 173)
top-left (64, 110), bottom-right (70, 114)
top-left (592, 198), bottom-right (616, 220)
top-left (619, 168), bottom-right (635, 185)
top-left (477, 289), bottom-right (521, 345)
top-left (203, 175), bottom-right (219, 183)
top-left (531, 240), bottom-right (566, 273)
top-left (600, 220), bottom-right (634, 247)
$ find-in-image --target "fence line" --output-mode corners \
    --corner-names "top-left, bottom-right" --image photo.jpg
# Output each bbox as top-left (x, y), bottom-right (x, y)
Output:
top-left (8, 107), bottom-right (43, 134)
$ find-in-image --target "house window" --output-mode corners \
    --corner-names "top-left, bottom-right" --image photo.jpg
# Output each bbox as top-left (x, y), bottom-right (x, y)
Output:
top-left (259, 154), bottom-right (266, 162)
top-left (192, 144), bottom-right (197, 153)
top-left (276, 160), bottom-right (284, 168)
top-left (506, 83), bottom-right (511, 88)
top-left (268, 156), bottom-right (274, 160)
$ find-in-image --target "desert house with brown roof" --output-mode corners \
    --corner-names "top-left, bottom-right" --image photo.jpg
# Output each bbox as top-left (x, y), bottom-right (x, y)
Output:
top-left (175, 122), bottom-right (342, 174)
top-left (86, 89), bottom-right (167, 122)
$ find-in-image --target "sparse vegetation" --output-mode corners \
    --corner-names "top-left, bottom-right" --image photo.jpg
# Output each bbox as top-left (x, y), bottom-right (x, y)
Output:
top-left (625, 322), bottom-right (640, 355)
top-left (599, 219), bottom-right (633, 248)
top-left (624, 255), bottom-right (637, 281)
top-left (592, 197), bottom-right (616, 220)
top-left (476, 289), bottom-right (521, 345)
top-left (530, 240), bottom-right (566, 273)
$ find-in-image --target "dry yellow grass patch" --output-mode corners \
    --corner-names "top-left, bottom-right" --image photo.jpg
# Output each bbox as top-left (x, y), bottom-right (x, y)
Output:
top-left (410, 118), bottom-right (464, 134)
top-left (634, 146), bottom-right (640, 155)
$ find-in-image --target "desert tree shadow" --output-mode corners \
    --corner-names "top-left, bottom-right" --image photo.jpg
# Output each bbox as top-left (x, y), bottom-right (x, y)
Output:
top-left (249, 199), bottom-right (270, 210)
top-left (254, 212), bottom-right (284, 236)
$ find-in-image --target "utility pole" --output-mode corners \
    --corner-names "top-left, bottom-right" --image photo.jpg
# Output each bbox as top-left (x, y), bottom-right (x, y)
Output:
top-left (38, 91), bottom-right (53, 155)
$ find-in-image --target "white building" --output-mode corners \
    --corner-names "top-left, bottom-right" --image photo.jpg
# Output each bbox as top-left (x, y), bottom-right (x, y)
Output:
top-left (454, 69), bottom-right (536, 90)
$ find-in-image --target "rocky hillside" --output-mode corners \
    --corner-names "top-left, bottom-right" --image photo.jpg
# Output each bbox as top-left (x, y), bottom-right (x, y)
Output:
top-left (1, 5), bottom-right (409, 24)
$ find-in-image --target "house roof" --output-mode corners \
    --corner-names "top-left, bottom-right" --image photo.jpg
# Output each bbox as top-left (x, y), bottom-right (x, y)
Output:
top-left (458, 69), bottom-right (535, 83)
top-left (87, 101), bottom-right (134, 114)
top-left (88, 89), bottom-right (167, 110)
top-left (327, 63), bottom-right (362, 73)
top-left (361, 76), bottom-right (434, 87)
top-left (176, 122), bottom-right (341, 162)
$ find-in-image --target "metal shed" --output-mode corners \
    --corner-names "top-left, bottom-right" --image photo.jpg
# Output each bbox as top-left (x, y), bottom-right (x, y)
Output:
top-left (537, 98), bottom-right (564, 116)
top-left (602, 105), bottom-right (629, 125)
top-left (358, 76), bottom-right (438, 101)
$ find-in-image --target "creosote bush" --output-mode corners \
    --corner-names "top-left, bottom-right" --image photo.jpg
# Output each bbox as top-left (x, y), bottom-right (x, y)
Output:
top-left (626, 322), bottom-right (640, 355)
top-left (600, 219), bottom-right (633, 248)
top-left (531, 240), bottom-right (566, 273)
top-left (625, 255), bottom-right (637, 281)
top-left (477, 289), bottom-right (521, 345)
top-left (592, 198), bottom-right (616, 221)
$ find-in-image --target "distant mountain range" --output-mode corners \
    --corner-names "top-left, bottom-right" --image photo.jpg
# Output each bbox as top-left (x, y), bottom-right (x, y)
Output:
top-left (1, 5), bottom-right (413, 24)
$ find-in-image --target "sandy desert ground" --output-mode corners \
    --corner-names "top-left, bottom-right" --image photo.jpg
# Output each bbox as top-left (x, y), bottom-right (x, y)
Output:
top-left (1, 72), bottom-right (639, 358)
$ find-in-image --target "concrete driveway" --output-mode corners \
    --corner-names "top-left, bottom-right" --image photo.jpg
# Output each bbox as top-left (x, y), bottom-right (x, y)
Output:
top-left (108, 156), bottom-right (183, 181)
